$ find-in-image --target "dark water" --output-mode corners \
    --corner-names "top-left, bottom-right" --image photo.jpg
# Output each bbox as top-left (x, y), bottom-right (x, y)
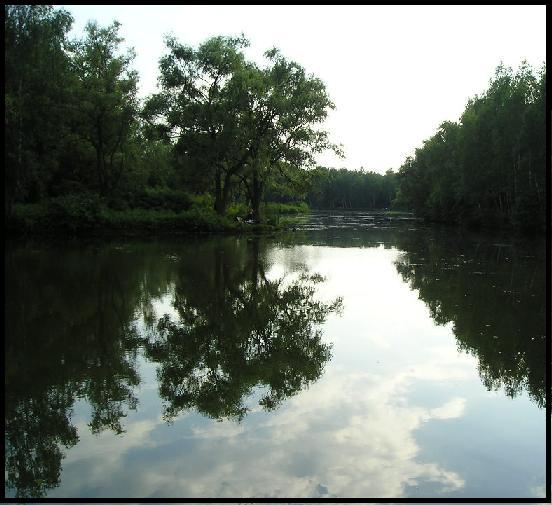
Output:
top-left (4, 212), bottom-right (547, 499)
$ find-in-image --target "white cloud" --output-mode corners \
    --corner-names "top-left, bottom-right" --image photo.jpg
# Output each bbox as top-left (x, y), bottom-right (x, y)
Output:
top-left (52, 359), bottom-right (470, 498)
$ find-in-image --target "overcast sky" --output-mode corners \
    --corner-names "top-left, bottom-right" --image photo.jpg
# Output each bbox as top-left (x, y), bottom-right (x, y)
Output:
top-left (61, 5), bottom-right (546, 173)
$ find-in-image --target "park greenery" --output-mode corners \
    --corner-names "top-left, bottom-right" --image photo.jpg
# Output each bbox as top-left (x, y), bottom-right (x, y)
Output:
top-left (4, 5), bottom-right (546, 234)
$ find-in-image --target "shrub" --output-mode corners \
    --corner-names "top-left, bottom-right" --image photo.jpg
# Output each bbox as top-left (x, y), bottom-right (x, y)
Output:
top-left (189, 193), bottom-right (214, 210)
top-left (8, 194), bottom-right (294, 235)
top-left (227, 202), bottom-right (249, 219)
top-left (47, 193), bottom-right (105, 231)
top-left (9, 202), bottom-right (49, 231)
top-left (130, 187), bottom-right (192, 212)
top-left (264, 201), bottom-right (309, 215)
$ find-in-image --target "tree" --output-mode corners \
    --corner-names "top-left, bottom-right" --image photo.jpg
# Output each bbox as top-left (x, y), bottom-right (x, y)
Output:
top-left (4, 5), bottom-right (74, 215)
top-left (237, 49), bottom-right (341, 222)
top-left (70, 21), bottom-right (139, 196)
top-left (144, 35), bottom-right (251, 215)
top-left (307, 166), bottom-right (398, 210)
top-left (396, 62), bottom-right (546, 232)
top-left (145, 37), bottom-right (340, 220)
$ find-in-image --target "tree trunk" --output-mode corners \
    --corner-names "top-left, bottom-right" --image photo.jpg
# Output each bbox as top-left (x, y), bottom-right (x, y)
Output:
top-left (220, 172), bottom-right (233, 216)
top-left (251, 170), bottom-right (262, 223)
top-left (95, 119), bottom-right (107, 195)
top-left (214, 167), bottom-right (224, 215)
top-left (214, 168), bottom-right (233, 216)
top-left (17, 79), bottom-right (23, 171)
top-left (96, 146), bottom-right (106, 196)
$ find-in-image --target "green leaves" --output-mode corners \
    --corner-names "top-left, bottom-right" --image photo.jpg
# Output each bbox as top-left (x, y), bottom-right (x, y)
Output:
top-left (5, 5), bottom-right (76, 206)
top-left (69, 20), bottom-right (139, 195)
top-left (397, 62), bottom-right (546, 231)
top-left (145, 34), bottom-right (339, 218)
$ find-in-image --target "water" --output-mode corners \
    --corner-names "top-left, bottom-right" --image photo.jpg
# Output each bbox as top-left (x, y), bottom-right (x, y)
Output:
top-left (5, 211), bottom-right (547, 499)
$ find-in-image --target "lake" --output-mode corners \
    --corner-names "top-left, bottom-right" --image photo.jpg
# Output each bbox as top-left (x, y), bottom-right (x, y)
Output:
top-left (4, 211), bottom-right (547, 499)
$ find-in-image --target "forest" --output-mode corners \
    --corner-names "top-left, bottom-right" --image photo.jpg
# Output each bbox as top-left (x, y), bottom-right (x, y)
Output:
top-left (4, 5), bottom-right (395, 233)
top-left (5, 5), bottom-right (546, 234)
top-left (394, 63), bottom-right (546, 232)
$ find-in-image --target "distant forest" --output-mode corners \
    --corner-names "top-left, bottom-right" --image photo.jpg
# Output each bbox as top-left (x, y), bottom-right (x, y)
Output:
top-left (5, 5), bottom-right (546, 233)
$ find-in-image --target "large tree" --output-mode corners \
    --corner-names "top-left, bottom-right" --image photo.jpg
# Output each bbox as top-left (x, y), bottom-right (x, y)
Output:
top-left (70, 21), bottom-right (139, 196)
top-left (144, 35), bottom-right (252, 215)
top-left (238, 49), bottom-right (341, 222)
top-left (145, 36), bottom-right (340, 219)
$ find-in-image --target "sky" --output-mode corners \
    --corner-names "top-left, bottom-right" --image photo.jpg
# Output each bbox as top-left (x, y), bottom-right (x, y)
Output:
top-left (61, 5), bottom-right (546, 174)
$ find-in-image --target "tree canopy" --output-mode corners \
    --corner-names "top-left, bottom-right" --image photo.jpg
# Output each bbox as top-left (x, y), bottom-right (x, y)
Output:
top-left (4, 5), bottom-right (546, 234)
top-left (144, 35), bottom-right (341, 220)
top-left (394, 62), bottom-right (546, 233)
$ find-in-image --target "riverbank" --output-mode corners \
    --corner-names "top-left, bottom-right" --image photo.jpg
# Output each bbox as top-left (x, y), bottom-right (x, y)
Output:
top-left (6, 199), bottom-right (309, 237)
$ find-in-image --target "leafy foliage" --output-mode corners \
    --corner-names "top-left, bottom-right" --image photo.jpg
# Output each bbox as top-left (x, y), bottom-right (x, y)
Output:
top-left (4, 6), bottom-right (545, 235)
top-left (306, 167), bottom-right (397, 210)
top-left (396, 63), bottom-right (546, 232)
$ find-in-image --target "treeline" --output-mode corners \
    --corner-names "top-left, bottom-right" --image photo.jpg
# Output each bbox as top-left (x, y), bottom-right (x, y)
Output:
top-left (305, 167), bottom-right (397, 210)
top-left (5, 5), bottom-right (342, 232)
top-left (5, 7), bottom-right (142, 217)
top-left (395, 62), bottom-right (546, 232)
top-left (7, 6), bottom-right (545, 234)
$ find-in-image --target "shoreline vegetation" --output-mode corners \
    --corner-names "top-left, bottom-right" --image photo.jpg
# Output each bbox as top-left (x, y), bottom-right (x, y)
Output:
top-left (7, 197), bottom-right (310, 236)
top-left (5, 6), bottom-right (545, 238)
top-left (394, 63), bottom-right (546, 234)
top-left (6, 199), bottom-right (417, 237)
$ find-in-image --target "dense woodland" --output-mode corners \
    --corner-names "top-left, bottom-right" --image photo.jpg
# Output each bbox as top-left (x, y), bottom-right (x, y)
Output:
top-left (305, 167), bottom-right (397, 210)
top-left (4, 5), bottom-right (546, 233)
top-left (395, 63), bottom-right (546, 232)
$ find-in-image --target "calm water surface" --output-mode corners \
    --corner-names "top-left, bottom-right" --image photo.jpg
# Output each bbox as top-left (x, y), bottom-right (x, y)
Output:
top-left (5, 212), bottom-right (547, 499)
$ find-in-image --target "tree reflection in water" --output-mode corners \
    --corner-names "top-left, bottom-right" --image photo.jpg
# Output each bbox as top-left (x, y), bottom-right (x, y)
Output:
top-left (4, 237), bottom-right (341, 497)
top-left (5, 242), bottom-right (154, 497)
top-left (6, 226), bottom-right (545, 499)
top-left (144, 238), bottom-right (342, 421)
top-left (394, 231), bottom-right (546, 408)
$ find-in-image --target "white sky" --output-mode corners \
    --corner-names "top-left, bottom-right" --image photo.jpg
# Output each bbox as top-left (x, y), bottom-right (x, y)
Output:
top-left (61, 5), bottom-right (546, 174)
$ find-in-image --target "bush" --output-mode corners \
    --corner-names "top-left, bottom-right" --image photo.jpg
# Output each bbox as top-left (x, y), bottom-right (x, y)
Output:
top-left (9, 202), bottom-right (49, 231)
top-left (47, 193), bottom-right (105, 231)
top-left (130, 187), bottom-right (192, 212)
top-left (8, 193), bottom-right (295, 235)
top-left (227, 202), bottom-right (249, 219)
top-left (96, 206), bottom-right (237, 232)
top-left (264, 201), bottom-right (309, 215)
top-left (189, 192), bottom-right (214, 210)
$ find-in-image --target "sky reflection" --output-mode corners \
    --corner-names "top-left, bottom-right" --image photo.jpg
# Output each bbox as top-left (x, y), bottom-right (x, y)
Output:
top-left (38, 240), bottom-right (545, 499)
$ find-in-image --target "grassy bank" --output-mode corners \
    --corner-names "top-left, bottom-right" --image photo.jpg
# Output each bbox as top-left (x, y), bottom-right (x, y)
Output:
top-left (6, 194), bottom-right (309, 236)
